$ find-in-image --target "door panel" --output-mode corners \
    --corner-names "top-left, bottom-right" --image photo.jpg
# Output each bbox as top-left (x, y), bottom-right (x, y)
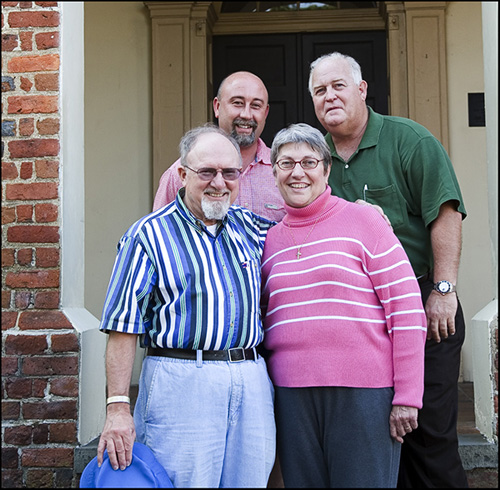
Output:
top-left (213, 31), bottom-right (388, 143)
top-left (213, 33), bottom-right (299, 142)
top-left (302, 31), bottom-right (388, 130)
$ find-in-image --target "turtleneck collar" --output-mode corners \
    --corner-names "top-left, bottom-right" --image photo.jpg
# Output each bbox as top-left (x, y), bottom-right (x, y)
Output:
top-left (283, 186), bottom-right (337, 226)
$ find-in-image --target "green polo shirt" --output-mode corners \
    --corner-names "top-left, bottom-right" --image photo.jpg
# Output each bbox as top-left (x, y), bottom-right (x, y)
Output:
top-left (326, 107), bottom-right (466, 277)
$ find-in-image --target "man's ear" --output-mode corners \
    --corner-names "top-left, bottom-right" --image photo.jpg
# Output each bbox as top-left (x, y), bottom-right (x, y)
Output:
top-left (213, 97), bottom-right (220, 118)
top-left (178, 164), bottom-right (188, 185)
top-left (359, 80), bottom-right (368, 101)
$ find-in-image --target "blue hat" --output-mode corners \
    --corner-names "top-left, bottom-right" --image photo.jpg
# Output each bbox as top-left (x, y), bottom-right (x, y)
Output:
top-left (80, 442), bottom-right (173, 488)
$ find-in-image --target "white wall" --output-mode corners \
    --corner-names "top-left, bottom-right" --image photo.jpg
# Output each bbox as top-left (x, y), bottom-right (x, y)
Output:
top-left (84, 2), bottom-right (152, 319)
top-left (446, 2), bottom-right (494, 380)
top-left (481, 1), bottom-right (498, 295)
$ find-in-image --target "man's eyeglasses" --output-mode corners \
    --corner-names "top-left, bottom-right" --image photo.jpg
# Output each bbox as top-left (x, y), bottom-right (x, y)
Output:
top-left (184, 165), bottom-right (242, 181)
top-left (276, 158), bottom-right (323, 171)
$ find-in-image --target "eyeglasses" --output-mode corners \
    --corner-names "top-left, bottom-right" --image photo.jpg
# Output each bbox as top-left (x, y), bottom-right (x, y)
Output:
top-left (184, 165), bottom-right (242, 181)
top-left (276, 158), bottom-right (323, 171)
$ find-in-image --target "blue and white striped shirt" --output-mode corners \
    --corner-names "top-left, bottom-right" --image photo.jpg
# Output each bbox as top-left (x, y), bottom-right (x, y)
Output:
top-left (99, 191), bottom-right (275, 350)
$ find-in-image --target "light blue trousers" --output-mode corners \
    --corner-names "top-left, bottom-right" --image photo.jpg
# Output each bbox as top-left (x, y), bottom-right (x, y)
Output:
top-left (134, 353), bottom-right (276, 488)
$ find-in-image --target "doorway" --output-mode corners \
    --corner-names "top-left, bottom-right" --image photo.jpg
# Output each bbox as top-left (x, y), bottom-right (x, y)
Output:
top-left (213, 30), bottom-right (388, 143)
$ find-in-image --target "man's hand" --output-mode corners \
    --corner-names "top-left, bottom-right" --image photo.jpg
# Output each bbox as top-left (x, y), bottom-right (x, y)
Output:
top-left (425, 291), bottom-right (458, 342)
top-left (355, 199), bottom-right (392, 230)
top-left (97, 331), bottom-right (138, 470)
top-left (97, 403), bottom-right (136, 470)
top-left (389, 405), bottom-right (418, 443)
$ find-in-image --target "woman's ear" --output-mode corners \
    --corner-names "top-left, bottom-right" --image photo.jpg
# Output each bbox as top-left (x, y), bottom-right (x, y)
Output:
top-left (325, 164), bottom-right (332, 182)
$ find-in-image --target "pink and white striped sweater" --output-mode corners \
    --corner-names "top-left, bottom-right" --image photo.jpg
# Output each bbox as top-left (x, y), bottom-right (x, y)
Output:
top-left (261, 187), bottom-right (427, 408)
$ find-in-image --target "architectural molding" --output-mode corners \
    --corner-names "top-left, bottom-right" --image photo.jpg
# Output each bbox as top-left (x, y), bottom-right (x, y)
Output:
top-left (404, 1), bottom-right (449, 149)
top-left (145, 2), bottom-right (216, 189)
top-left (213, 9), bottom-right (384, 35)
top-left (383, 1), bottom-right (409, 117)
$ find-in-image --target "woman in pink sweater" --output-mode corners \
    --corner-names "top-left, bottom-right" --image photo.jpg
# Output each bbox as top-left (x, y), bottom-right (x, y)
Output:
top-left (261, 123), bottom-right (427, 488)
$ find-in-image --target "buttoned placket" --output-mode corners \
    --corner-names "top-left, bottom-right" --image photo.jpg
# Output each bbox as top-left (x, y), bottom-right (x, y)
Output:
top-left (215, 235), bottom-right (237, 349)
top-left (241, 154), bottom-right (258, 210)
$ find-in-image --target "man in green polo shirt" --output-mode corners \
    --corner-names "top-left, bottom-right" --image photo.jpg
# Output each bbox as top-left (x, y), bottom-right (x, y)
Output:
top-left (309, 52), bottom-right (468, 488)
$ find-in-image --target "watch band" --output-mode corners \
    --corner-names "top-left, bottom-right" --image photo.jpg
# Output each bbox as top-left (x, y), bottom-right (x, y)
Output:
top-left (106, 395), bottom-right (130, 405)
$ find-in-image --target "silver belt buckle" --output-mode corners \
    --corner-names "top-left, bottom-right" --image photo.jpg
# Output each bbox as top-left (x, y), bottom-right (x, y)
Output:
top-left (228, 348), bottom-right (245, 362)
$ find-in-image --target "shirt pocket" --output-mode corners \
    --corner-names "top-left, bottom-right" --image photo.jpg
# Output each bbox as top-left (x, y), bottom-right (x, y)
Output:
top-left (262, 202), bottom-right (286, 222)
top-left (364, 184), bottom-right (408, 231)
top-left (240, 258), bottom-right (260, 283)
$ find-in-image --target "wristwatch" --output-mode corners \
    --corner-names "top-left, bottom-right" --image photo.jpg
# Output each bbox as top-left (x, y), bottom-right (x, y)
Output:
top-left (433, 280), bottom-right (456, 295)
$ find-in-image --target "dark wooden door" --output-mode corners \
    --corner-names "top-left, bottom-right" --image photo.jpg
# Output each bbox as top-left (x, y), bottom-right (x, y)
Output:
top-left (213, 31), bottom-right (387, 144)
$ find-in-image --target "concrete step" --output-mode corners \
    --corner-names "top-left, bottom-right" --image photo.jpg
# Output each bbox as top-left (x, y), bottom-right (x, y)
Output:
top-left (74, 424), bottom-right (499, 476)
top-left (459, 432), bottom-right (498, 471)
top-left (75, 383), bottom-right (498, 485)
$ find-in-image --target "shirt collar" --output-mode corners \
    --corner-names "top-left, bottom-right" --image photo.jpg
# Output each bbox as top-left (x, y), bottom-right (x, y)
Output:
top-left (254, 138), bottom-right (272, 166)
top-left (175, 188), bottom-right (229, 234)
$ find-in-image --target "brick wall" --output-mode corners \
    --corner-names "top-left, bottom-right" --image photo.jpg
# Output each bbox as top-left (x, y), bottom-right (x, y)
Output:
top-left (2, 2), bottom-right (79, 488)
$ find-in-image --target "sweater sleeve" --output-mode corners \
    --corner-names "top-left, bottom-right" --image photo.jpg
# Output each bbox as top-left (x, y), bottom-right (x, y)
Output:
top-left (365, 211), bottom-right (427, 408)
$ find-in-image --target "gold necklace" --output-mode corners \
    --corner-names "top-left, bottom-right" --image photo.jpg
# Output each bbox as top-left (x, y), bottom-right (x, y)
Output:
top-left (285, 203), bottom-right (327, 259)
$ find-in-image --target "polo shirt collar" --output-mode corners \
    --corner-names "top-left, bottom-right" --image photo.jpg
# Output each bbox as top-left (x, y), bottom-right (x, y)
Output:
top-left (325, 106), bottom-right (383, 156)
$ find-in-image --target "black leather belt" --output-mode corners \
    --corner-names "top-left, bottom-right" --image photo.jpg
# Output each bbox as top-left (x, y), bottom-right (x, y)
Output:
top-left (147, 347), bottom-right (256, 362)
top-left (416, 270), bottom-right (433, 284)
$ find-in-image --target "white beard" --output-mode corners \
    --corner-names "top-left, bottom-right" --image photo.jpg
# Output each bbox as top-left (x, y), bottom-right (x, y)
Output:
top-left (201, 194), bottom-right (231, 221)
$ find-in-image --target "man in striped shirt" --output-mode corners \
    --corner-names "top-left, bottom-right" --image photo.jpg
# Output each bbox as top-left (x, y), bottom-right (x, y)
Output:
top-left (96, 125), bottom-right (276, 488)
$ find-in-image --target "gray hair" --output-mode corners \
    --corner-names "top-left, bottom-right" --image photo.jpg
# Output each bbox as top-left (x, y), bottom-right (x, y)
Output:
top-left (271, 123), bottom-right (332, 173)
top-left (179, 123), bottom-right (242, 167)
top-left (308, 52), bottom-right (363, 96)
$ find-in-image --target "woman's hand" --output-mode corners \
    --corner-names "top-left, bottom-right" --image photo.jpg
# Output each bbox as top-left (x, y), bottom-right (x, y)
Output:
top-left (389, 405), bottom-right (418, 443)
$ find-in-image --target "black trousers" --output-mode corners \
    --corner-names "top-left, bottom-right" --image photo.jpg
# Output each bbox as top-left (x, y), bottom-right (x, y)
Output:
top-left (397, 279), bottom-right (469, 488)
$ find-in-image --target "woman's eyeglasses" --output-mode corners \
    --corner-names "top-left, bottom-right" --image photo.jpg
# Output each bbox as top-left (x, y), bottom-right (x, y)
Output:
top-left (275, 158), bottom-right (323, 171)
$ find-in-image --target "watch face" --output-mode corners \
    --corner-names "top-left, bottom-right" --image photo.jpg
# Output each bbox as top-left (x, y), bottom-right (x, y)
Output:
top-left (437, 281), bottom-right (451, 293)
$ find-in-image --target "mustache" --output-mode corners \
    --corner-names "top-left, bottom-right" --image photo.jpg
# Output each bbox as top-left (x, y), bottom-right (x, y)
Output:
top-left (203, 189), bottom-right (230, 196)
top-left (232, 117), bottom-right (257, 130)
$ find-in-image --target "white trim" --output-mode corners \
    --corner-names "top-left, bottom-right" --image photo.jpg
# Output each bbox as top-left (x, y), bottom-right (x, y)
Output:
top-left (471, 300), bottom-right (498, 442)
top-left (60, 1), bottom-right (106, 446)
top-left (61, 1), bottom-right (85, 309)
